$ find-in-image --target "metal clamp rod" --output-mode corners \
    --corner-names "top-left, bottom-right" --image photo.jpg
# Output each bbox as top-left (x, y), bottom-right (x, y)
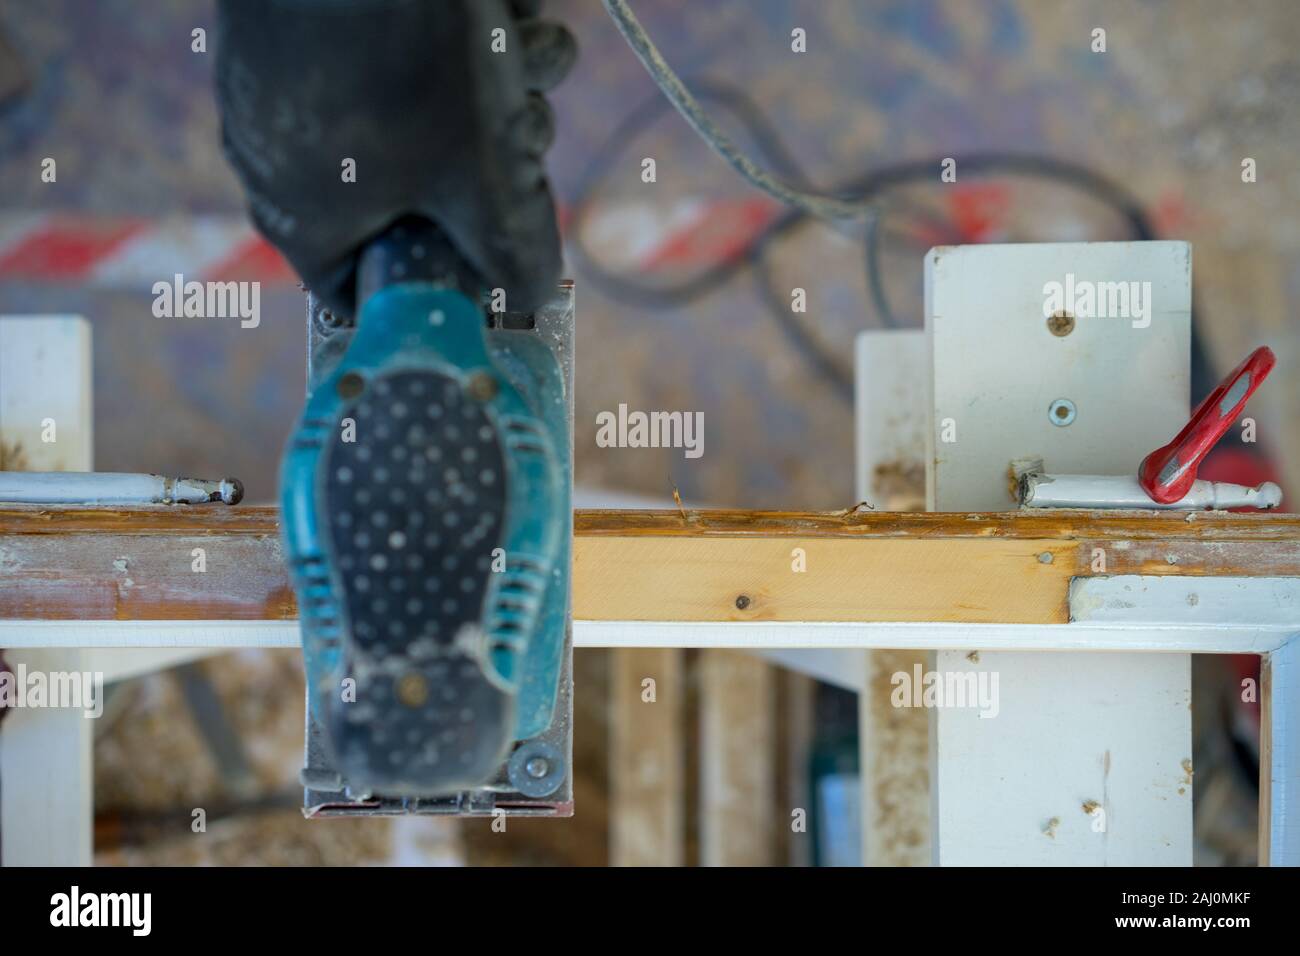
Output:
top-left (1020, 472), bottom-right (1281, 510)
top-left (0, 472), bottom-right (243, 506)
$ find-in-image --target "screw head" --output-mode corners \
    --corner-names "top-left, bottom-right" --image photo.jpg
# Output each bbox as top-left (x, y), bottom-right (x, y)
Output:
top-left (467, 372), bottom-right (498, 402)
top-left (337, 372), bottom-right (366, 400)
top-left (1048, 398), bottom-right (1076, 426)
top-left (1047, 311), bottom-right (1075, 337)
top-left (735, 594), bottom-right (751, 610)
top-left (311, 297), bottom-right (353, 335)
top-left (507, 741), bottom-right (565, 797)
top-left (395, 672), bottom-right (429, 708)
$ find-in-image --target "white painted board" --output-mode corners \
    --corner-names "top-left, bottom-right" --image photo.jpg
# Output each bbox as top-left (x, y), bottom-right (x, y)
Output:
top-left (0, 316), bottom-right (94, 867)
top-left (925, 243), bottom-right (1194, 866)
top-left (932, 649), bottom-right (1192, 865)
top-left (926, 241), bottom-right (1190, 511)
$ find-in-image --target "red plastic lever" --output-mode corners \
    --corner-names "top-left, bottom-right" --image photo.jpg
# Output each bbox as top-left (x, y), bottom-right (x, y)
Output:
top-left (1138, 346), bottom-right (1276, 504)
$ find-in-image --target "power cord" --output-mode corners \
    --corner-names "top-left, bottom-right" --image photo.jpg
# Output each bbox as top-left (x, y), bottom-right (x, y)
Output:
top-left (593, 2), bottom-right (1213, 400)
top-left (602, 0), bottom-right (882, 223)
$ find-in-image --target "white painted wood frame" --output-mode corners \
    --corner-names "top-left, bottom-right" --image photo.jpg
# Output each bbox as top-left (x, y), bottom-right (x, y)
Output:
top-left (0, 316), bottom-right (94, 867)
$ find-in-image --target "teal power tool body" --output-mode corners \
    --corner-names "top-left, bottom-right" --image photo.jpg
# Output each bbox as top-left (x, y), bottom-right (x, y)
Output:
top-left (282, 222), bottom-right (573, 814)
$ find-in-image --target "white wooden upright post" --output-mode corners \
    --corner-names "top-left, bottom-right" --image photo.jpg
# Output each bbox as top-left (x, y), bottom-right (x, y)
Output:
top-left (924, 243), bottom-right (1195, 865)
top-left (0, 316), bottom-right (95, 866)
top-left (855, 329), bottom-right (930, 866)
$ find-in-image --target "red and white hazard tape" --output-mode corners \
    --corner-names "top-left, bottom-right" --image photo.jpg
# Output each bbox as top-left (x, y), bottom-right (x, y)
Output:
top-left (0, 213), bottom-right (294, 286)
top-left (0, 198), bottom-right (779, 288)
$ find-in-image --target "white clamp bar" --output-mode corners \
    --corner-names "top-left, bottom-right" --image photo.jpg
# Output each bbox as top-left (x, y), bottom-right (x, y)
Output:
top-left (1021, 472), bottom-right (1282, 511)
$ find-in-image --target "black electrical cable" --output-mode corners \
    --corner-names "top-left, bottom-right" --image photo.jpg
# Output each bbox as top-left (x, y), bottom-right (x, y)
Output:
top-left (567, 78), bottom-right (813, 308)
top-left (601, 0), bottom-right (883, 221)
top-left (860, 154), bottom-right (1155, 329)
top-left (567, 79), bottom-right (865, 396)
top-left (567, 78), bottom-right (1215, 401)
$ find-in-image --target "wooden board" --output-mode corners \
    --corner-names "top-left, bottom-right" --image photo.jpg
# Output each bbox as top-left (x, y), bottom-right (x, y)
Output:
top-left (933, 648), bottom-right (1193, 865)
top-left (609, 647), bottom-right (684, 866)
top-left (698, 650), bottom-right (775, 866)
top-left (855, 330), bottom-right (930, 866)
top-left (2, 507), bottom-right (1298, 624)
